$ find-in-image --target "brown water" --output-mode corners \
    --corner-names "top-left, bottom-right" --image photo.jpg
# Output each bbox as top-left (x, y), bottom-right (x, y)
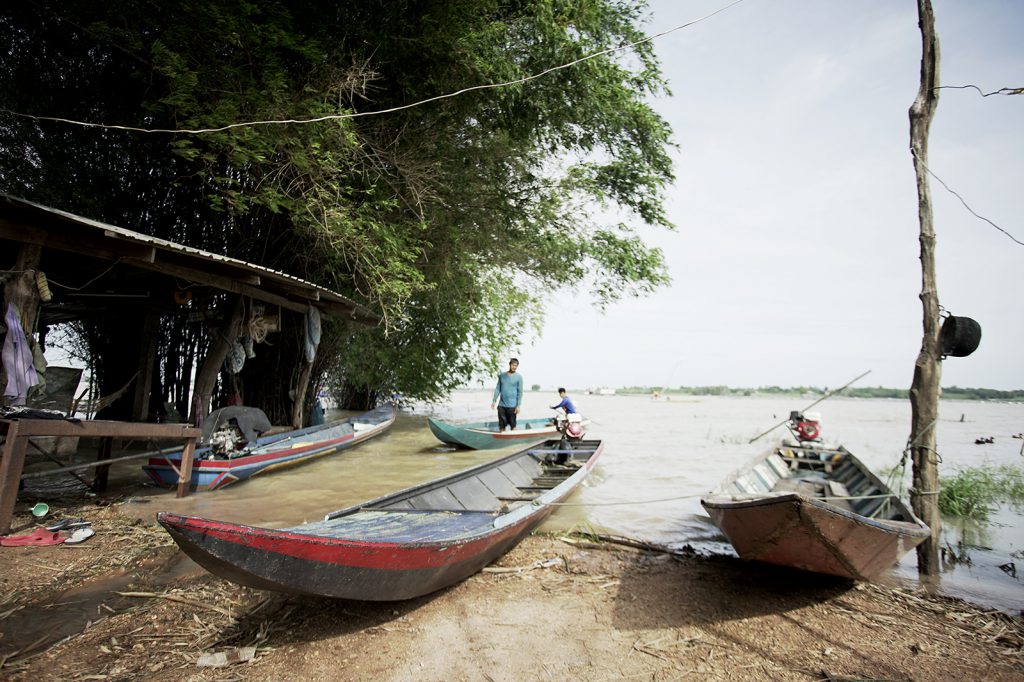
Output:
top-left (104, 390), bottom-right (1022, 613)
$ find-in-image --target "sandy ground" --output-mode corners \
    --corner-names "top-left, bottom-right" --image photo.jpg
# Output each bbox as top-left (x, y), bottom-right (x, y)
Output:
top-left (0, 498), bottom-right (1021, 681)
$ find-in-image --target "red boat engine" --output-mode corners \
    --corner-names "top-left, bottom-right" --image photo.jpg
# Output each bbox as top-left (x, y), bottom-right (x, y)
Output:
top-left (788, 411), bottom-right (822, 442)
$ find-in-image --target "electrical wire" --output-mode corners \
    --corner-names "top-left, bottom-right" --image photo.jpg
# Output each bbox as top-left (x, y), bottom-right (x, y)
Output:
top-left (0, 0), bottom-right (746, 135)
top-left (911, 149), bottom-right (1023, 247)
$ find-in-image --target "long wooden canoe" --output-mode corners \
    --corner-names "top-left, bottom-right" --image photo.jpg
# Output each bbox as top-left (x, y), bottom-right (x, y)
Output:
top-left (428, 415), bottom-right (582, 449)
top-left (701, 441), bottom-right (930, 580)
top-left (143, 404), bottom-right (395, 491)
top-left (157, 438), bottom-right (604, 600)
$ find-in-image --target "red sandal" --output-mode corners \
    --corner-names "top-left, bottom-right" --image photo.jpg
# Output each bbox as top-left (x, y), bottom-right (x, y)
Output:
top-left (1, 527), bottom-right (65, 547)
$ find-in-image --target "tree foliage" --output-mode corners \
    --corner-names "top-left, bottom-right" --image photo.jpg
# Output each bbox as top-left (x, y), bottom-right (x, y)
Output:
top-left (1, 0), bottom-right (675, 406)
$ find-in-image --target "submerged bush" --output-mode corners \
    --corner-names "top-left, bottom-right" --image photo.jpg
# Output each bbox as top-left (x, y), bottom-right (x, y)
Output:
top-left (939, 464), bottom-right (1024, 520)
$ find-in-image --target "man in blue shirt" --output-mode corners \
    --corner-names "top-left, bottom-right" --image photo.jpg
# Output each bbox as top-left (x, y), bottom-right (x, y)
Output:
top-left (490, 358), bottom-right (523, 431)
top-left (550, 387), bottom-right (577, 414)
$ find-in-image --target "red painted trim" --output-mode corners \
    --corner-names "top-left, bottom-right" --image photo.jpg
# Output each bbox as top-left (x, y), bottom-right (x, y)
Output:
top-left (160, 511), bottom-right (542, 570)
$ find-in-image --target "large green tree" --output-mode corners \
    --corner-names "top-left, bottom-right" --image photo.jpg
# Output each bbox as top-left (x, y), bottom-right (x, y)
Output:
top-left (1, 0), bottom-right (674, 409)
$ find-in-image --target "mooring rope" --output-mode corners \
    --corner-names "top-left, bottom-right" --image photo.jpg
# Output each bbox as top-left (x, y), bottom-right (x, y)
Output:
top-left (537, 493), bottom-right (703, 507)
top-left (533, 490), bottom-right (906, 507)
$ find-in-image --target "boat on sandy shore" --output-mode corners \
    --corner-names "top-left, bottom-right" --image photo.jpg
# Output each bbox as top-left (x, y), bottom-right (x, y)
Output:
top-left (143, 404), bottom-right (395, 491)
top-left (428, 415), bottom-right (585, 449)
top-left (701, 441), bottom-right (930, 580)
top-left (157, 437), bottom-right (604, 600)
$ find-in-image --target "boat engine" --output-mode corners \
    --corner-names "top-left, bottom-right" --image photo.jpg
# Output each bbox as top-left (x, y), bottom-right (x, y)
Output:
top-left (551, 413), bottom-right (586, 463)
top-left (207, 420), bottom-right (248, 458)
top-left (787, 410), bottom-right (822, 442)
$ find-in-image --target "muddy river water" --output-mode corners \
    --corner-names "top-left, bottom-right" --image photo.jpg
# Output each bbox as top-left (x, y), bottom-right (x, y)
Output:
top-left (114, 390), bottom-right (1022, 612)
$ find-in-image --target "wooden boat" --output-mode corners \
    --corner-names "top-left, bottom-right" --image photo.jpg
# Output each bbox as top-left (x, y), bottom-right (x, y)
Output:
top-left (143, 404), bottom-right (396, 491)
top-left (157, 438), bottom-right (604, 600)
top-left (701, 441), bottom-right (930, 580)
top-left (428, 415), bottom-right (585, 449)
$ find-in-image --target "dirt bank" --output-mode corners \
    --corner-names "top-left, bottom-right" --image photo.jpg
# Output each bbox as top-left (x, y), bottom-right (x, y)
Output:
top-left (1, 499), bottom-right (1021, 681)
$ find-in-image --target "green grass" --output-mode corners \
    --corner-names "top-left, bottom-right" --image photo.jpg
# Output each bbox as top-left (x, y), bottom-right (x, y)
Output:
top-left (938, 464), bottom-right (1024, 520)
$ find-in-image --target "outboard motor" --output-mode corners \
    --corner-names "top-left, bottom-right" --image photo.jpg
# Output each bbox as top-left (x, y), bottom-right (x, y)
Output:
top-left (552, 413), bottom-right (586, 463)
top-left (787, 410), bottom-right (822, 442)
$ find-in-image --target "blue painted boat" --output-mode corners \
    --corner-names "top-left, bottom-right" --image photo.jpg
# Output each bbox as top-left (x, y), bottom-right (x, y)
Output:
top-left (143, 404), bottom-right (395, 491)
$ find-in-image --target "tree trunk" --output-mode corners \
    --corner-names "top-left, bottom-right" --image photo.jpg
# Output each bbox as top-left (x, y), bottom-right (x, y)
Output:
top-left (190, 295), bottom-right (245, 424)
top-left (908, 0), bottom-right (942, 576)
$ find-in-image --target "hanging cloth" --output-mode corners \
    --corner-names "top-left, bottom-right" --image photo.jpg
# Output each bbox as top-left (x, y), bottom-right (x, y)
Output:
top-left (2, 303), bottom-right (39, 405)
top-left (224, 341), bottom-right (246, 374)
top-left (304, 305), bottom-right (321, 363)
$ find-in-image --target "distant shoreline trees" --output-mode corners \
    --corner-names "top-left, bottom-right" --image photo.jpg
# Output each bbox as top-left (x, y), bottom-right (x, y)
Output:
top-left (616, 386), bottom-right (1024, 402)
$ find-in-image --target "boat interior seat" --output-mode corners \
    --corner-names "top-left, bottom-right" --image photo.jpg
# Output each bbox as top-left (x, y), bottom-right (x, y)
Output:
top-left (771, 475), bottom-right (855, 512)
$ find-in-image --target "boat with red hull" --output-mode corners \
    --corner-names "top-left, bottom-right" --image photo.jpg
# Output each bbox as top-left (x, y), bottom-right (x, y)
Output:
top-left (157, 438), bottom-right (603, 600)
top-left (143, 404), bottom-right (395, 491)
top-left (701, 441), bottom-right (930, 580)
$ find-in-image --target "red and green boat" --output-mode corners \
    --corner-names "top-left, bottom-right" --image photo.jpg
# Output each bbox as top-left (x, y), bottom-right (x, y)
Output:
top-left (428, 415), bottom-right (583, 449)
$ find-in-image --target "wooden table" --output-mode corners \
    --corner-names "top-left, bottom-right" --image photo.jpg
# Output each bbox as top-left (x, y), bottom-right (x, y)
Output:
top-left (0, 419), bottom-right (200, 534)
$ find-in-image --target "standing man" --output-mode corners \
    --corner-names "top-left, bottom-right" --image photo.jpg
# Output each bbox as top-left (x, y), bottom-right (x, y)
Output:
top-left (491, 358), bottom-right (523, 431)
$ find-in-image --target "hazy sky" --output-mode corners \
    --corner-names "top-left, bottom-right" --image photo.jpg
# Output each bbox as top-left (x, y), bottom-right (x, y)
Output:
top-left (523, 0), bottom-right (1023, 392)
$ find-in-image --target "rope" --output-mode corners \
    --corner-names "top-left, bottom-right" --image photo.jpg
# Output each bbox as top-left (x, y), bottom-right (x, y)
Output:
top-left (248, 314), bottom-right (270, 344)
top-left (537, 493), bottom-right (703, 507)
top-left (909, 489), bottom-right (941, 497)
top-left (536, 490), bottom-right (900, 508)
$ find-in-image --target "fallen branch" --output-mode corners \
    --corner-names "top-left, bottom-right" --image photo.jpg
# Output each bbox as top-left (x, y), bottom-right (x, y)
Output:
top-left (483, 557), bottom-right (561, 574)
top-left (560, 532), bottom-right (690, 556)
top-left (115, 591), bottom-right (234, 617)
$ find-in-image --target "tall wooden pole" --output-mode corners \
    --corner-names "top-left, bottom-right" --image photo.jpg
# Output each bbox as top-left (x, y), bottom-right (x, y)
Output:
top-left (908, 0), bottom-right (942, 575)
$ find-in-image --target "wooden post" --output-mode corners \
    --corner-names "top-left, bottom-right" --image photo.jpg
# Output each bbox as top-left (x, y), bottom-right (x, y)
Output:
top-left (908, 0), bottom-right (942, 576)
top-left (176, 437), bottom-right (197, 498)
top-left (91, 437), bottom-right (114, 492)
top-left (132, 312), bottom-right (161, 421)
top-left (291, 359), bottom-right (314, 429)
top-left (0, 421), bottom-right (28, 533)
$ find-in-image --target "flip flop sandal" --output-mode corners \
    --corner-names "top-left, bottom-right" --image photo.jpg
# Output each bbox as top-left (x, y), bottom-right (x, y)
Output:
top-left (64, 527), bottom-right (96, 545)
top-left (45, 518), bottom-right (89, 532)
top-left (1, 528), bottom-right (65, 547)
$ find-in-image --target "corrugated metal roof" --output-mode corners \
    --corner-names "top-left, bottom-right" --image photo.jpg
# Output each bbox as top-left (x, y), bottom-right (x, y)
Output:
top-left (0, 193), bottom-right (378, 324)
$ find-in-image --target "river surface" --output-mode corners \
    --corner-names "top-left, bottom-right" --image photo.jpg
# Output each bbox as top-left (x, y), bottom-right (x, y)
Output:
top-left (118, 390), bottom-right (1022, 612)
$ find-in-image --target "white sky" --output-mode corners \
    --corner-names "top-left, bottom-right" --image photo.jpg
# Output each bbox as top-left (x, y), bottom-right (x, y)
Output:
top-left (523, 0), bottom-right (1023, 392)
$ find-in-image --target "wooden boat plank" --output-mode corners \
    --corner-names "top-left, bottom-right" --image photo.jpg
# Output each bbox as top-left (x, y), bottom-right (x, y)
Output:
top-left (497, 461), bottom-right (536, 487)
top-left (509, 457), bottom-right (543, 479)
top-left (477, 468), bottom-right (521, 499)
top-left (447, 477), bottom-right (501, 511)
top-left (291, 510), bottom-right (498, 542)
top-left (409, 487), bottom-right (464, 510)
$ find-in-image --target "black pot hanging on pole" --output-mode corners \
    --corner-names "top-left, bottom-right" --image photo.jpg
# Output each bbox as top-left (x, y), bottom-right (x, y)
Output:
top-left (940, 315), bottom-right (982, 358)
